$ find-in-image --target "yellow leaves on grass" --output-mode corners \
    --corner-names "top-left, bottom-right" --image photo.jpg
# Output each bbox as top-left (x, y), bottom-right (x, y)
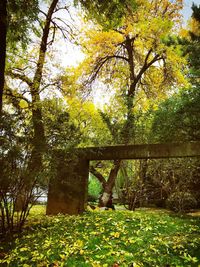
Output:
top-left (74, 239), bottom-right (84, 248)
top-left (91, 262), bottom-right (108, 267)
top-left (110, 231), bottom-right (120, 238)
top-left (2, 209), bottom-right (200, 267)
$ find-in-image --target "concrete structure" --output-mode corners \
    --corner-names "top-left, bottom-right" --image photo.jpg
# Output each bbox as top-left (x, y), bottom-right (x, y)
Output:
top-left (46, 142), bottom-right (200, 215)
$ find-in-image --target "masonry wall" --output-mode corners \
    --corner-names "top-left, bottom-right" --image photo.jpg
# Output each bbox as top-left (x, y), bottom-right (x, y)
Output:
top-left (46, 152), bottom-right (89, 215)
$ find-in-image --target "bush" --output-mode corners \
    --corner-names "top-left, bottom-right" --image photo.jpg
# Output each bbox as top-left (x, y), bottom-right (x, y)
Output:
top-left (166, 191), bottom-right (197, 213)
top-left (0, 111), bottom-right (48, 236)
top-left (88, 175), bottom-right (102, 201)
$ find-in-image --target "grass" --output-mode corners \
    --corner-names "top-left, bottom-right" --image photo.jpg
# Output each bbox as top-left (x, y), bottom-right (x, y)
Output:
top-left (0, 206), bottom-right (200, 267)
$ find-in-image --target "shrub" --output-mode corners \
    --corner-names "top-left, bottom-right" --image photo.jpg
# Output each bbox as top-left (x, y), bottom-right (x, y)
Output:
top-left (88, 175), bottom-right (102, 201)
top-left (166, 191), bottom-right (197, 213)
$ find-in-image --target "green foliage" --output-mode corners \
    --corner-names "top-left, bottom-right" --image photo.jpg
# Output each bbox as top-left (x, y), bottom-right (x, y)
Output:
top-left (150, 86), bottom-right (200, 142)
top-left (7, 0), bottom-right (39, 49)
top-left (1, 207), bottom-right (200, 266)
top-left (0, 110), bottom-right (46, 235)
top-left (188, 4), bottom-right (200, 82)
top-left (88, 174), bottom-right (102, 201)
top-left (74, 0), bottom-right (137, 29)
top-left (43, 98), bottom-right (82, 150)
top-left (167, 191), bottom-right (197, 213)
top-left (150, 5), bottom-right (200, 143)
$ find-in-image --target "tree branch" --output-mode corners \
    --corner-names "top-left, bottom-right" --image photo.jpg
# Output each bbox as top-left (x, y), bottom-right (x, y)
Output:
top-left (89, 166), bottom-right (107, 189)
top-left (106, 160), bottom-right (121, 192)
top-left (7, 70), bottom-right (33, 87)
top-left (129, 51), bottom-right (162, 95)
top-left (88, 54), bottom-right (128, 84)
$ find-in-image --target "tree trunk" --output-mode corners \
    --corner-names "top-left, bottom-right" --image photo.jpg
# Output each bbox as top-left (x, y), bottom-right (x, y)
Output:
top-left (99, 160), bottom-right (121, 207)
top-left (15, 0), bottom-right (59, 212)
top-left (0, 0), bottom-right (7, 115)
top-left (91, 37), bottom-right (139, 208)
top-left (30, 0), bottom-right (59, 152)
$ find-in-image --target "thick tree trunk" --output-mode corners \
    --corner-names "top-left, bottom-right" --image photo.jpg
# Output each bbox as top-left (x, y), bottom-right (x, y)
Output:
top-left (92, 36), bottom-right (147, 208)
top-left (99, 160), bottom-right (121, 207)
top-left (15, 0), bottom-right (59, 212)
top-left (90, 32), bottom-right (163, 209)
top-left (31, 0), bottom-right (59, 151)
top-left (0, 0), bottom-right (7, 115)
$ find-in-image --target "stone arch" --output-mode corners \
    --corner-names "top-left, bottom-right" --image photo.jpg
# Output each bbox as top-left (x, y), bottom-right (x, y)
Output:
top-left (46, 142), bottom-right (200, 215)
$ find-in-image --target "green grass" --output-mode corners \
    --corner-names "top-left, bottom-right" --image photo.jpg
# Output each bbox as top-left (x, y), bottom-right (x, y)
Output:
top-left (1, 206), bottom-right (200, 266)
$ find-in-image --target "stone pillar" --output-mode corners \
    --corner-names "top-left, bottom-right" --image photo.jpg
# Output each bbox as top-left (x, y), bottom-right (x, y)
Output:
top-left (46, 152), bottom-right (89, 215)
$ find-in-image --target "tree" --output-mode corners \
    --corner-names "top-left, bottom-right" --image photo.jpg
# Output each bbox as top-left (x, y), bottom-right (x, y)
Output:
top-left (151, 4), bottom-right (200, 143)
top-left (43, 98), bottom-right (82, 150)
top-left (187, 4), bottom-right (200, 83)
top-left (7, 0), bottom-right (60, 177)
top-left (150, 87), bottom-right (200, 142)
top-left (147, 5), bottom-right (200, 212)
top-left (75, 0), bottom-right (186, 206)
top-left (0, 0), bottom-right (7, 115)
top-left (2, 0), bottom-right (62, 224)
top-left (0, 108), bottom-right (45, 234)
top-left (0, 0), bottom-right (39, 115)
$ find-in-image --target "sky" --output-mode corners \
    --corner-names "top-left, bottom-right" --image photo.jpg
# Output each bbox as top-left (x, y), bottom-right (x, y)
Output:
top-left (181, 0), bottom-right (200, 23)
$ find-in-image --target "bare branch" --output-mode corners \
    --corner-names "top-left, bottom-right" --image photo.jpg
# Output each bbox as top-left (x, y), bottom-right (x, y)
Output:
top-left (39, 9), bottom-right (47, 18)
top-left (88, 54), bottom-right (129, 84)
top-left (39, 81), bottom-right (60, 93)
top-left (129, 51), bottom-right (163, 95)
top-left (47, 25), bottom-right (57, 46)
top-left (7, 70), bottom-right (33, 87)
top-left (54, 5), bottom-right (70, 14)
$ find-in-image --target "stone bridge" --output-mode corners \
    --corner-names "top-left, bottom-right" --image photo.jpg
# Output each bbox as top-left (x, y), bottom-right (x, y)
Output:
top-left (46, 142), bottom-right (200, 215)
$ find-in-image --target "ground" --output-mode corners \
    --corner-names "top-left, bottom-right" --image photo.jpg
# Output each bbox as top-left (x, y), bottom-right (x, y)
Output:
top-left (0, 206), bottom-right (200, 266)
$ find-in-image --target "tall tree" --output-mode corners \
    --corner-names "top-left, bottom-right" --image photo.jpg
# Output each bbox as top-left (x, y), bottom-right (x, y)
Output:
top-left (0, 0), bottom-right (39, 115)
top-left (187, 4), bottom-right (200, 83)
top-left (8, 0), bottom-right (60, 174)
top-left (151, 4), bottom-right (200, 143)
top-left (75, 0), bottom-right (186, 206)
top-left (0, 0), bottom-right (7, 115)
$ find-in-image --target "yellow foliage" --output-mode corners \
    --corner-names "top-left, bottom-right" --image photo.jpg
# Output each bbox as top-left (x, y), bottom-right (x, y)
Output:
top-left (19, 100), bottom-right (28, 109)
top-left (64, 0), bottom-right (187, 128)
top-left (189, 17), bottom-right (200, 36)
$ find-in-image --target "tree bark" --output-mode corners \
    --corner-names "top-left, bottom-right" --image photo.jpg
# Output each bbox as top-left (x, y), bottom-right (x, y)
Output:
top-left (15, 0), bottom-right (59, 212)
top-left (30, 0), bottom-right (59, 152)
top-left (0, 0), bottom-right (7, 115)
top-left (25, 0), bottom-right (59, 195)
top-left (98, 160), bottom-right (121, 207)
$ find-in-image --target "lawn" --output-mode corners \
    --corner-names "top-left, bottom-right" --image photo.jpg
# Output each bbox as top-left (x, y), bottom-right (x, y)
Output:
top-left (0, 206), bottom-right (200, 267)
